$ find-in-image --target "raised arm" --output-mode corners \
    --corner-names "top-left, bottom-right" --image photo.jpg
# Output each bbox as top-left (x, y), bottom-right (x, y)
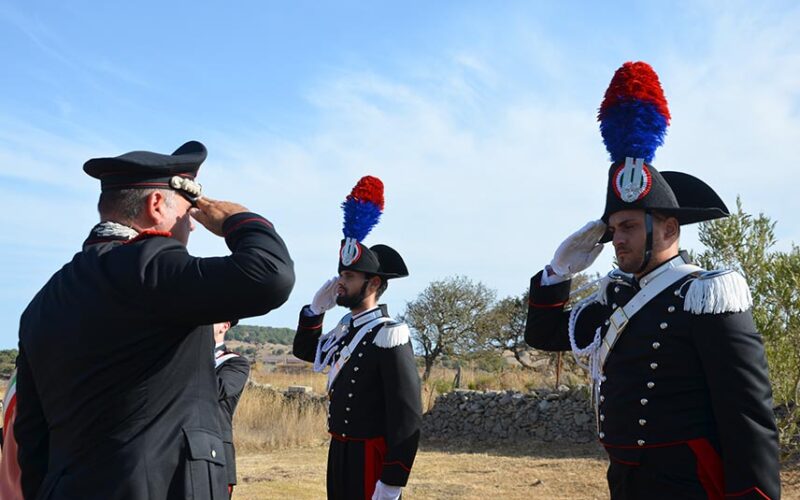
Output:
top-left (130, 208), bottom-right (295, 325)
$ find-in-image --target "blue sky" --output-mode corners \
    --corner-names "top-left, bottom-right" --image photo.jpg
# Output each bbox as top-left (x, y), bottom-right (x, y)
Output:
top-left (1, 1), bottom-right (799, 348)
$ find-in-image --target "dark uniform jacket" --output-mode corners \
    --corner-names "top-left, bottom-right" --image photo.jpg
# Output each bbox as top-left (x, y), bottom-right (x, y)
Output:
top-left (293, 305), bottom-right (422, 487)
top-left (214, 344), bottom-right (250, 487)
top-left (525, 254), bottom-right (780, 499)
top-left (16, 212), bottom-right (294, 500)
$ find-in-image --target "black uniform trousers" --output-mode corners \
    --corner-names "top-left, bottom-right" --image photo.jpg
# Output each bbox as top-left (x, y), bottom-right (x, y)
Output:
top-left (327, 433), bottom-right (389, 500)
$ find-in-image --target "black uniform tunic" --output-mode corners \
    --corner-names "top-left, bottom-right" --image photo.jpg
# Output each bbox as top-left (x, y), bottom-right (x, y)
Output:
top-left (525, 255), bottom-right (780, 499)
top-left (15, 212), bottom-right (294, 500)
top-left (214, 344), bottom-right (250, 491)
top-left (294, 305), bottom-right (422, 500)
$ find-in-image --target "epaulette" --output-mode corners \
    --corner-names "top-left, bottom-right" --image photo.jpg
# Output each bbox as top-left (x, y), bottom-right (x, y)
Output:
top-left (372, 321), bottom-right (411, 349)
top-left (683, 269), bottom-right (753, 315)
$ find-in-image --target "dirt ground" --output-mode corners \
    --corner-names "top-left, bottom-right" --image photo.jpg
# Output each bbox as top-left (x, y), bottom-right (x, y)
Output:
top-left (234, 440), bottom-right (800, 499)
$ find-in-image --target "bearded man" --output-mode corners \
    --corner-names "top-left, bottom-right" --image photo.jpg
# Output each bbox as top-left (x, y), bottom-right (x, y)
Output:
top-left (293, 176), bottom-right (421, 500)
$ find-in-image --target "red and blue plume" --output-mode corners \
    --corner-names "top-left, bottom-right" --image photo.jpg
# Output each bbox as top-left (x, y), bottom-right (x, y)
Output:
top-left (342, 176), bottom-right (384, 241)
top-left (598, 61), bottom-right (671, 164)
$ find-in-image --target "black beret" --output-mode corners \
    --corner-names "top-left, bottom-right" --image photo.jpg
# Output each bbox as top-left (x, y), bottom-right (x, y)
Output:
top-left (83, 141), bottom-right (207, 192)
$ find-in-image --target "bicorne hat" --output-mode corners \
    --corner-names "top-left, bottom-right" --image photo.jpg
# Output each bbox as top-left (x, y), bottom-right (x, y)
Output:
top-left (337, 176), bottom-right (409, 279)
top-left (83, 141), bottom-right (206, 204)
top-left (597, 62), bottom-right (729, 243)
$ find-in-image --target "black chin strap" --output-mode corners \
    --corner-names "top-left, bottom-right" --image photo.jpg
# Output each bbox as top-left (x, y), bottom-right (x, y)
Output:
top-left (636, 211), bottom-right (654, 274)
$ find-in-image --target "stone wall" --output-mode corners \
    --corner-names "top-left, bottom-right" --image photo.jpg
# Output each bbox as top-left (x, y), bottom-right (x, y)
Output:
top-left (422, 386), bottom-right (596, 443)
top-left (246, 380), bottom-right (328, 410)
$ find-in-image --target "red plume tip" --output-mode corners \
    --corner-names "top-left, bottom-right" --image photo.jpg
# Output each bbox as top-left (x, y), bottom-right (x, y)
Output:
top-left (348, 175), bottom-right (384, 210)
top-left (598, 61), bottom-right (671, 123)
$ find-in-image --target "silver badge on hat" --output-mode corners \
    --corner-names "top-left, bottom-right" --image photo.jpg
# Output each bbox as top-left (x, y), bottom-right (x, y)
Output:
top-left (615, 157), bottom-right (650, 203)
top-left (340, 237), bottom-right (362, 266)
top-left (170, 176), bottom-right (203, 203)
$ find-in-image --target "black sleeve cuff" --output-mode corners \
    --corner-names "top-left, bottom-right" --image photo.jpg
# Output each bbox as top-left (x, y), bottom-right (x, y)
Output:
top-left (298, 305), bottom-right (324, 330)
top-left (529, 270), bottom-right (571, 307)
top-left (381, 461), bottom-right (413, 486)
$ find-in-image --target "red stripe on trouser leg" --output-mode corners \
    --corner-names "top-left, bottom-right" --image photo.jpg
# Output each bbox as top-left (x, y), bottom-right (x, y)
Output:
top-left (687, 438), bottom-right (724, 500)
top-left (363, 437), bottom-right (387, 500)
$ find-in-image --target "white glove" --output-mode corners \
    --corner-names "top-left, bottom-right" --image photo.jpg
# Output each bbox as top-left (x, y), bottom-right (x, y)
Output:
top-left (549, 220), bottom-right (607, 277)
top-left (372, 480), bottom-right (402, 500)
top-left (308, 276), bottom-right (339, 315)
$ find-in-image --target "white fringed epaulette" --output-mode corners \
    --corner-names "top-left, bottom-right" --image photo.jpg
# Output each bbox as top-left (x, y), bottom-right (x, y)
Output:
top-left (683, 269), bottom-right (753, 315)
top-left (373, 322), bottom-right (411, 348)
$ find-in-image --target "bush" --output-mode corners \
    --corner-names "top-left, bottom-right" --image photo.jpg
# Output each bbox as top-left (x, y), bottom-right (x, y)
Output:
top-left (694, 198), bottom-right (800, 457)
top-left (0, 349), bottom-right (17, 379)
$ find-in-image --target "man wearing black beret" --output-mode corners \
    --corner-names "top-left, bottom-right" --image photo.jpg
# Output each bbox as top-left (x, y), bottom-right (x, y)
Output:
top-left (15, 141), bottom-right (295, 499)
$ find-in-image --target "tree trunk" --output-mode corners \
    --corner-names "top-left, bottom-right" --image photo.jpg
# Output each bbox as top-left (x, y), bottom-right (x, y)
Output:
top-left (422, 358), bottom-right (434, 381)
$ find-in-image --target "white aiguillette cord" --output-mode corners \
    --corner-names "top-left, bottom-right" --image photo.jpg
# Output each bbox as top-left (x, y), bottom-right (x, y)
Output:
top-left (314, 315), bottom-right (351, 374)
top-left (598, 262), bottom-right (700, 369)
top-left (313, 309), bottom-right (392, 391)
top-left (325, 316), bottom-right (390, 391)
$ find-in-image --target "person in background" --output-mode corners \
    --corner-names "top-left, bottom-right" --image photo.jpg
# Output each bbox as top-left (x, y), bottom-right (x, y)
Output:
top-left (214, 319), bottom-right (250, 498)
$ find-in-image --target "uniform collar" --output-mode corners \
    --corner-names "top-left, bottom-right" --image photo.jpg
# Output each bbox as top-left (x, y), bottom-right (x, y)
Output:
top-left (214, 342), bottom-right (226, 353)
top-left (352, 304), bottom-right (389, 327)
top-left (638, 251), bottom-right (690, 289)
top-left (83, 221), bottom-right (139, 249)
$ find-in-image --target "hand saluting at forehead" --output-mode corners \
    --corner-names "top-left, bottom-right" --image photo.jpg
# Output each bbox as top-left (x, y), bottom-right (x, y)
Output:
top-left (549, 219), bottom-right (607, 277)
top-left (190, 197), bottom-right (249, 236)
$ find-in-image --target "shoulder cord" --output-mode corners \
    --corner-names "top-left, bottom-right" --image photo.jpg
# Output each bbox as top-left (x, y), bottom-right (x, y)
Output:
top-left (567, 293), bottom-right (604, 388)
top-left (313, 318), bottom-right (349, 373)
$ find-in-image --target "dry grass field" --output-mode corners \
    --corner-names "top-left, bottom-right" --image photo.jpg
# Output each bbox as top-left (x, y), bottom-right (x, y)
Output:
top-left (234, 442), bottom-right (800, 499)
top-left (234, 442), bottom-right (610, 499)
top-left (234, 364), bottom-right (800, 499)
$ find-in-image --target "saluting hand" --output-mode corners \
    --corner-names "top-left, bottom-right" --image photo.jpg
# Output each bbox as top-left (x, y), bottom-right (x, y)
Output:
top-left (309, 276), bottom-right (340, 315)
top-left (549, 219), bottom-right (607, 277)
top-left (191, 197), bottom-right (249, 236)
